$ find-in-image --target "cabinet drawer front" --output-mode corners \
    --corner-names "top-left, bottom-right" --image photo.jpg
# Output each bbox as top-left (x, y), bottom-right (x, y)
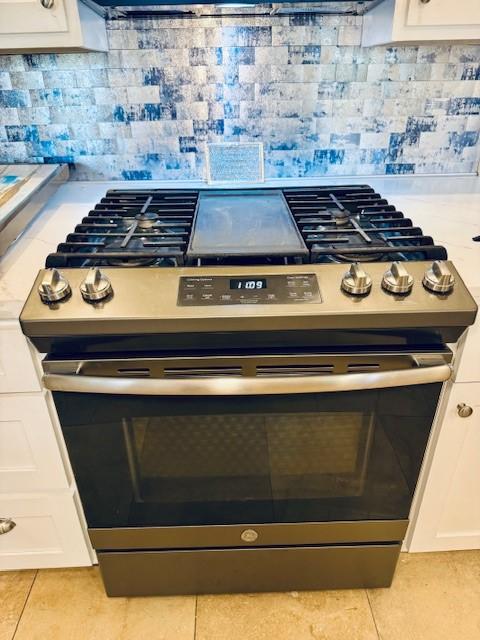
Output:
top-left (0, 394), bottom-right (68, 492)
top-left (0, 0), bottom-right (68, 35)
top-left (0, 491), bottom-right (91, 569)
top-left (406, 0), bottom-right (480, 26)
top-left (0, 323), bottom-right (40, 393)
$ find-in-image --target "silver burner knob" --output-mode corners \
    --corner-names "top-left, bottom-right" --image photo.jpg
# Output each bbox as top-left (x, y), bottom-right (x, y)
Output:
top-left (80, 268), bottom-right (112, 302)
top-left (341, 263), bottom-right (372, 296)
top-left (38, 268), bottom-right (71, 303)
top-left (382, 262), bottom-right (414, 295)
top-left (423, 261), bottom-right (455, 294)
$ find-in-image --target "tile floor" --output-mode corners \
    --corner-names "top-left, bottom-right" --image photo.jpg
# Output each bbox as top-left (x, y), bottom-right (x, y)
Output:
top-left (1, 551), bottom-right (479, 640)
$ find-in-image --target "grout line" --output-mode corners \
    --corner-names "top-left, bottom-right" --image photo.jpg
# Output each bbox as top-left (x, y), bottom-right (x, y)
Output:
top-left (365, 589), bottom-right (382, 640)
top-left (193, 595), bottom-right (198, 640)
top-left (11, 569), bottom-right (38, 640)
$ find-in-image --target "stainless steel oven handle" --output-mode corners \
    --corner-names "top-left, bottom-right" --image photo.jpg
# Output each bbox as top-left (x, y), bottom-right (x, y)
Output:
top-left (42, 364), bottom-right (451, 396)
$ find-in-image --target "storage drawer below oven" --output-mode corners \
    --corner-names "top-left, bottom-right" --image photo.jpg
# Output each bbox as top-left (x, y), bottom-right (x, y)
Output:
top-left (90, 520), bottom-right (409, 550)
top-left (98, 543), bottom-right (401, 597)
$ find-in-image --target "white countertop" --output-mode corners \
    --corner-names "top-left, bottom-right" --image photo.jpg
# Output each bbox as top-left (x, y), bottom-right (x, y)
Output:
top-left (1, 175), bottom-right (479, 321)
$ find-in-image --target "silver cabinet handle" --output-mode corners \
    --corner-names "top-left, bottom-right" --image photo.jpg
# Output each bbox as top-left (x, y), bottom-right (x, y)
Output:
top-left (0, 518), bottom-right (16, 535)
top-left (43, 364), bottom-right (451, 397)
top-left (457, 403), bottom-right (473, 418)
top-left (40, 0), bottom-right (55, 8)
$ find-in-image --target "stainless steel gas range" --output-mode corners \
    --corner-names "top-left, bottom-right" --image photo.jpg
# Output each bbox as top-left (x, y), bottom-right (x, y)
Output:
top-left (20, 185), bottom-right (477, 597)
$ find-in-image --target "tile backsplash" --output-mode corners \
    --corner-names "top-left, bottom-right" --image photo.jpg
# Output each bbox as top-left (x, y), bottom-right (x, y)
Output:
top-left (0, 14), bottom-right (479, 181)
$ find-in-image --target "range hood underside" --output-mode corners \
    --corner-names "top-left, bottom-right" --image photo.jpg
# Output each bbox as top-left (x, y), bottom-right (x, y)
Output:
top-left (93, 1), bottom-right (385, 17)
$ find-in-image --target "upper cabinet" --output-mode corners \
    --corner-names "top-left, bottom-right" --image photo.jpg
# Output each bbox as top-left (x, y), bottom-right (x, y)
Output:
top-left (362, 0), bottom-right (480, 46)
top-left (0, 0), bottom-right (107, 52)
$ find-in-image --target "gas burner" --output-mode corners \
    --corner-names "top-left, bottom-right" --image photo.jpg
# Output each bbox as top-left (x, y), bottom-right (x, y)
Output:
top-left (135, 213), bottom-right (159, 229)
top-left (134, 196), bottom-right (158, 229)
top-left (327, 251), bottom-right (385, 264)
top-left (284, 186), bottom-right (447, 265)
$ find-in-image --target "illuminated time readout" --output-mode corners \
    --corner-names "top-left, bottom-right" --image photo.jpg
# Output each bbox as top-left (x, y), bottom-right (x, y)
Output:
top-left (229, 279), bottom-right (267, 290)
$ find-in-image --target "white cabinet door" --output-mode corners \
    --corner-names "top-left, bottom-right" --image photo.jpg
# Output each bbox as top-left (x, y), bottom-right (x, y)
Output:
top-left (0, 490), bottom-right (92, 569)
top-left (0, 393), bottom-right (69, 493)
top-left (408, 382), bottom-right (480, 551)
top-left (0, 0), bottom-right (68, 35)
top-left (362, 0), bottom-right (480, 45)
top-left (406, 0), bottom-right (477, 26)
top-left (0, 0), bottom-right (107, 52)
top-left (0, 321), bottom-right (40, 394)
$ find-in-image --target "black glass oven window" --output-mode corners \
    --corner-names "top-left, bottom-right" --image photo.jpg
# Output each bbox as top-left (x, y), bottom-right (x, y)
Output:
top-left (54, 384), bottom-right (442, 528)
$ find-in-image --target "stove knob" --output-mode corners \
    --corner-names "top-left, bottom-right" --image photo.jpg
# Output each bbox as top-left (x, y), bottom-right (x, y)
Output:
top-left (382, 262), bottom-right (414, 295)
top-left (341, 263), bottom-right (372, 296)
top-left (80, 268), bottom-right (112, 302)
top-left (38, 268), bottom-right (71, 303)
top-left (423, 261), bottom-right (455, 294)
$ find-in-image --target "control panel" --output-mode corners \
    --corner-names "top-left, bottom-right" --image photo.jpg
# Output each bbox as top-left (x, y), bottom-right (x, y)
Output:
top-left (36, 262), bottom-right (459, 311)
top-left (177, 273), bottom-right (321, 306)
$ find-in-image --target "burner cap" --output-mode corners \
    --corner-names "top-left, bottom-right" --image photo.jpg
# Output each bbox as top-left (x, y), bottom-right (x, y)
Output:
top-left (135, 211), bottom-right (158, 229)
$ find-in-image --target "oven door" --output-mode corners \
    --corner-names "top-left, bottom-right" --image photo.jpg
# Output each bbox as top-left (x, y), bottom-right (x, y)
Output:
top-left (44, 351), bottom-right (450, 550)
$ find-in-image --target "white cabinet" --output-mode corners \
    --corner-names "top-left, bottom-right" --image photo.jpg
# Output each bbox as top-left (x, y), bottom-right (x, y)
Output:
top-left (404, 0), bottom-right (476, 27)
top-left (0, 0), bottom-right (107, 52)
top-left (408, 289), bottom-right (479, 552)
top-left (0, 319), bottom-right (92, 570)
top-left (408, 382), bottom-right (480, 551)
top-left (362, 0), bottom-right (480, 46)
top-left (0, 491), bottom-right (91, 569)
top-left (0, 393), bottom-right (69, 493)
top-left (0, 321), bottom-right (40, 394)
top-left (0, 0), bottom-right (69, 35)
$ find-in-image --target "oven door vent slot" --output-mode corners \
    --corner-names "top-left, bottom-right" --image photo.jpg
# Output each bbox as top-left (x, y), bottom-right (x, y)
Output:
top-left (117, 368), bottom-right (151, 377)
top-left (347, 363), bottom-right (381, 372)
top-left (256, 364), bottom-right (334, 377)
top-left (163, 367), bottom-right (243, 378)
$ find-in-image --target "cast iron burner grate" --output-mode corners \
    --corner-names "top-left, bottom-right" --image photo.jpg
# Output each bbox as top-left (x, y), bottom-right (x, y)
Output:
top-left (45, 189), bottom-right (198, 268)
top-left (44, 185), bottom-right (447, 268)
top-left (283, 186), bottom-right (447, 264)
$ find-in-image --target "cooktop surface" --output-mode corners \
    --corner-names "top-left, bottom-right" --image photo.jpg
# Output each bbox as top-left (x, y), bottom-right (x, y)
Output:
top-left (44, 185), bottom-right (448, 269)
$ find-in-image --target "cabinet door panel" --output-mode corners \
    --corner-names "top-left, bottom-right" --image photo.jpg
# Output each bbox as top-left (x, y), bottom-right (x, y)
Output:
top-left (0, 0), bottom-right (68, 34)
top-left (0, 322), bottom-right (40, 394)
top-left (406, 0), bottom-right (479, 26)
top-left (0, 394), bottom-right (69, 492)
top-left (408, 383), bottom-right (480, 551)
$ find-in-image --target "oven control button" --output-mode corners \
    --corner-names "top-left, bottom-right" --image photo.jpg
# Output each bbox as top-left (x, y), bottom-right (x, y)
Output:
top-left (241, 529), bottom-right (259, 543)
top-left (80, 267), bottom-right (112, 302)
top-left (423, 261), bottom-right (455, 294)
top-left (382, 262), bottom-right (414, 295)
top-left (341, 263), bottom-right (372, 296)
top-left (38, 268), bottom-right (71, 303)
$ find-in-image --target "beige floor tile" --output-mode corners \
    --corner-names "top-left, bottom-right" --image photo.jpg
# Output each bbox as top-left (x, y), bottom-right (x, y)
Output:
top-left (367, 551), bottom-right (480, 640)
top-left (13, 567), bottom-right (195, 640)
top-left (0, 570), bottom-right (36, 640)
top-left (196, 589), bottom-right (379, 640)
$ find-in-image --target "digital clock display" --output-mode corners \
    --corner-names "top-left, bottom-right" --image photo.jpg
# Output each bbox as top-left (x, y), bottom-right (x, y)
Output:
top-left (230, 278), bottom-right (267, 290)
